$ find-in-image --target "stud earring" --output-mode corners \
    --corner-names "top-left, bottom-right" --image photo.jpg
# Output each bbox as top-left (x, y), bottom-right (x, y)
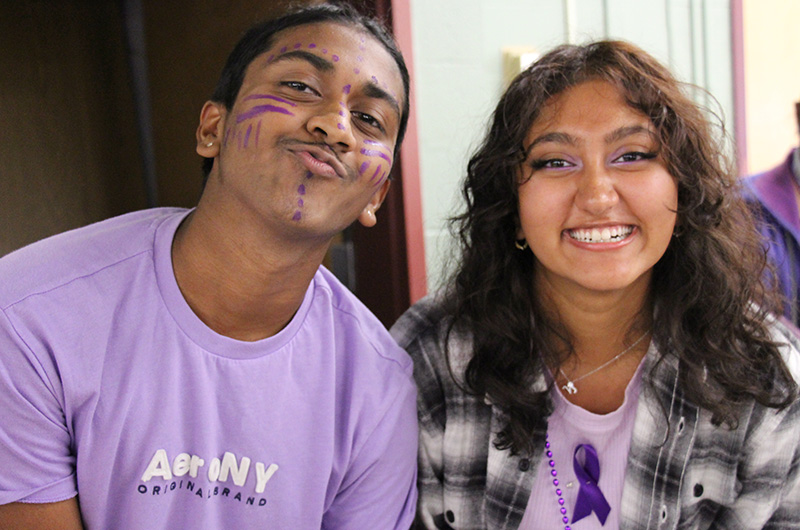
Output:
top-left (515, 239), bottom-right (528, 250)
top-left (206, 142), bottom-right (214, 147)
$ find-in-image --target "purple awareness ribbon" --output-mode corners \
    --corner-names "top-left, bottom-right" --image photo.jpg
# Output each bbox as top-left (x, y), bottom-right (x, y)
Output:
top-left (571, 444), bottom-right (611, 525)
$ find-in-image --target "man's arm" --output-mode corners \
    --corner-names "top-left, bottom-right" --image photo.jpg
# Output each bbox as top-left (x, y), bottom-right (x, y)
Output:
top-left (0, 498), bottom-right (84, 530)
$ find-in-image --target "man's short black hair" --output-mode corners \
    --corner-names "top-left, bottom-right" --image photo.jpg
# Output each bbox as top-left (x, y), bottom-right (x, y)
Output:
top-left (201, 2), bottom-right (410, 178)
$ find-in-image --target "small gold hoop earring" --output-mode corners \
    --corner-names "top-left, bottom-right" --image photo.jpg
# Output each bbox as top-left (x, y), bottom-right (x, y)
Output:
top-left (515, 239), bottom-right (528, 250)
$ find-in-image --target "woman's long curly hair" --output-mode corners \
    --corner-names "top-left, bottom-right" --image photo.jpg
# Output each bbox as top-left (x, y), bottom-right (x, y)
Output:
top-left (445, 40), bottom-right (797, 456)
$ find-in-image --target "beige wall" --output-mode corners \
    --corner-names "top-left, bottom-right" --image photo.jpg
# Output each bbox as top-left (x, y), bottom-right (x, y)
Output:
top-left (743, 0), bottom-right (800, 175)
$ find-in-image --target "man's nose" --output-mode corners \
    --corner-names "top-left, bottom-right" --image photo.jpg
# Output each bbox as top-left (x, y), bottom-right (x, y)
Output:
top-left (306, 104), bottom-right (356, 151)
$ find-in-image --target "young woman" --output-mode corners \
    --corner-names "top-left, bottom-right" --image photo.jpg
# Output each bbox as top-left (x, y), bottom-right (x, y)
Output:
top-left (392, 41), bottom-right (800, 529)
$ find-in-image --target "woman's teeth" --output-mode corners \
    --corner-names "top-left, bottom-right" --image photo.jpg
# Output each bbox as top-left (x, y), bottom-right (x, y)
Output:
top-left (568, 226), bottom-right (633, 243)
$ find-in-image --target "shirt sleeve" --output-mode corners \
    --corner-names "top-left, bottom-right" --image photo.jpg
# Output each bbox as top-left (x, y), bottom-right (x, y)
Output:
top-left (321, 367), bottom-right (418, 530)
top-left (412, 340), bottom-right (447, 530)
top-left (0, 308), bottom-right (77, 505)
top-left (391, 306), bottom-right (447, 530)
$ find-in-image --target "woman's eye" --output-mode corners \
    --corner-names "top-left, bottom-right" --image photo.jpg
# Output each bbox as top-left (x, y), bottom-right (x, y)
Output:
top-left (530, 158), bottom-right (571, 170)
top-left (615, 151), bottom-right (657, 163)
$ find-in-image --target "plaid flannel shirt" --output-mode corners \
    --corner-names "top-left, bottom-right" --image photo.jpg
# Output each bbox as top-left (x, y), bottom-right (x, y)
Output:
top-left (390, 296), bottom-right (800, 530)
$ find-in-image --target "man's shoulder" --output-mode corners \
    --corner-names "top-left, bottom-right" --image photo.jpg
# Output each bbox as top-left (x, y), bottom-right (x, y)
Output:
top-left (0, 208), bottom-right (185, 308)
top-left (310, 267), bottom-right (413, 372)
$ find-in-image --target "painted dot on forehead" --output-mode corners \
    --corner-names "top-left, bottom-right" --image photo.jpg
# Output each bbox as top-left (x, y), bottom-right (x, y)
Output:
top-left (353, 68), bottom-right (360, 74)
top-left (298, 185), bottom-right (306, 195)
top-left (280, 46), bottom-right (288, 53)
top-left (371, 75), bottom-right (378, 84)
top-left (339, 110), bottom-right (345, 117)
top-left (293, 43), bottom-right (302, 49)
top-left (357, 56), bottom-right (364, 62)
top-left (292, 211), bottom-right (302, 221)
top-left (332, 55), bottom-right (339, 62)
top-left (322, 48), bottom-right (328, 54)
top-left (343, 84), bottom-right (351, 94)
top-left (308, 43), bottom-right (316, 48)
top-left (337, 123), bottom-right (346, 131)
top-left (266, 54), bottom-right (275, 64)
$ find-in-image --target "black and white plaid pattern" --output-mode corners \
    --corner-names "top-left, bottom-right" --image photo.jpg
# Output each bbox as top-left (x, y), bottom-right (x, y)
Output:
top-left (391, 296), bottom-right (800, 529)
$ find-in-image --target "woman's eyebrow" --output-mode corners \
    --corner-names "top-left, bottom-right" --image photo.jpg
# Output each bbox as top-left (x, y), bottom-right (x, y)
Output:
top-left (526, 132), bottom-right (577, 152)
top-left (604, 125), bottom-right (656, 144)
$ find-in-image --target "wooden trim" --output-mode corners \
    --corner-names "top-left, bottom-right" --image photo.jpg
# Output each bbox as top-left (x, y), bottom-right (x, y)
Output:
top-left (730, 0), bottom-right (748, 175)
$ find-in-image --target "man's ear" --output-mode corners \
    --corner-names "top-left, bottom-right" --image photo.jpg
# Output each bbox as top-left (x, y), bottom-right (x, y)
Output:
top-left (196, 101), bottom-right (225, 158)
top-left (357, 179), bottom-right (392, 228)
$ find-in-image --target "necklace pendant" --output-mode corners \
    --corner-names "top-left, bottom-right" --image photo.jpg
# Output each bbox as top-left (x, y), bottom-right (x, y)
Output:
top-left (563, 381), bottom-right (578, 395)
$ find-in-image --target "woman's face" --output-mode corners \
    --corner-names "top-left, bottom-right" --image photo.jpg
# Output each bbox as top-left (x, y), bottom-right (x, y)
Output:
top-left (517, 79), bottom-right (678, 299)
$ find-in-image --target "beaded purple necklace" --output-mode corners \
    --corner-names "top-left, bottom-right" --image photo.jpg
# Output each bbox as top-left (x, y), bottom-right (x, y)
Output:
top-left (545, 434), bottom-right (611, 528)
top-left (545, 433), bottom-right (571, 529)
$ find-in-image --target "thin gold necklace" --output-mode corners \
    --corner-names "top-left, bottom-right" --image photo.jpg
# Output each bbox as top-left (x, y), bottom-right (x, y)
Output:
top-left (558, 330), bottom-right (650, 395)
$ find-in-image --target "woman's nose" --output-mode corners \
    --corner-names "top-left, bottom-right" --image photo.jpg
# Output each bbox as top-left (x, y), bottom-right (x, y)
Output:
top-left (575, 163), bottom-right (619, 214)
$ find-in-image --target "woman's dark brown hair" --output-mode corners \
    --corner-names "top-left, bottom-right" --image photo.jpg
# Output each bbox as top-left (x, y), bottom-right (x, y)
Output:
top-left (446, 40), bottom-right (796, 455)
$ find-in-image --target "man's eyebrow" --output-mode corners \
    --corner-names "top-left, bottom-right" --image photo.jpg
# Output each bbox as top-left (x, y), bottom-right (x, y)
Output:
top-left (269, 50), bottom-right (334, 72)
top-left (363, 82), bottom-right (401, 119)
top-left (269, 48), bottom-right (402, 120)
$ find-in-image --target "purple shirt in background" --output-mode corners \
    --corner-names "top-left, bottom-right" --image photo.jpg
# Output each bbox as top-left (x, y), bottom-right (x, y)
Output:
top-left (0, 208), bottom-right (417, 529)
top-left (744, 148), bottom-right (800, 328)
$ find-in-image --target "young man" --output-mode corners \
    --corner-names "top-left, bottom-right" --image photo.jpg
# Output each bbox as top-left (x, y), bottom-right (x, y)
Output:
top-left (0, 4), bottom-right (417, 529)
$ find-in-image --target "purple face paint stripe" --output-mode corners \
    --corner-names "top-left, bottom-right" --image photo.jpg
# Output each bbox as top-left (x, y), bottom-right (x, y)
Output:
top-left (244, 124), bottom-right (252, 148)
top-left (360, 148), bottom-right (392, 164)
top-left (242, 94), bottom-right (297, 106)
top-left (363, 139), bottom-right (381, 146)
top-left (255, 121), bottom-right (261, 147)
top-left (374, 172), bottom-right (387, 187)
top-left (236, 105), bottom-right (294, 123)
top-left (359, 161), bottom-right (370, 174)
top-left (370, 165), bottom-right (382, 182)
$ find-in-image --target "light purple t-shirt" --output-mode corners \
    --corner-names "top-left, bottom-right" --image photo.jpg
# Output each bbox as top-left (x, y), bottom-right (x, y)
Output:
top-left (0, 208), bottom-right (417, 529)
top-left (519, 355), bottom-right (645, 529)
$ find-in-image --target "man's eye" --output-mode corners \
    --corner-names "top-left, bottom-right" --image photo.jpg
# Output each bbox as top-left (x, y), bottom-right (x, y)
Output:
top-left (283, 81), bottom-right (315, 94)
top-left (352, 111), bottom-right (383, 131)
